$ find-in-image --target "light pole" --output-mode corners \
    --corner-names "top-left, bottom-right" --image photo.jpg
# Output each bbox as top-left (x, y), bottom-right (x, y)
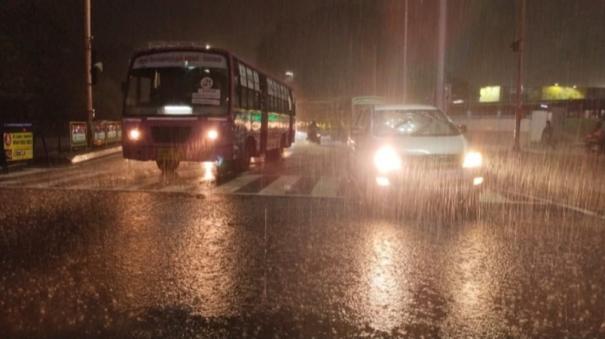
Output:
top-left (435, 0), bottom-right (447, 111)
top-left (84, 0), bottom-right (94, 147)
top-left (402, 0), bottom-right (409, 102)
top-left (513, 0), bottom-right (526, 152)
top-left (285, 71), bottom-right (294, 83)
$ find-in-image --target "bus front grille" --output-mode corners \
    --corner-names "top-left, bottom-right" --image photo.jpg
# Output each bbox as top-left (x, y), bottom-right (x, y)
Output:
top-left (151, 126), bottom-right (192, 144)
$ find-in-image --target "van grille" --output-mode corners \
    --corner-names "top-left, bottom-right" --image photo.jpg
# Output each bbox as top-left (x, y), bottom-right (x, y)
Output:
top-left (404, 154), bottom-right (462, 170)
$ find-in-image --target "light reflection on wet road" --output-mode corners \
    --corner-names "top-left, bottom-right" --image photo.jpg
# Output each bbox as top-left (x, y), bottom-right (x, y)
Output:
top-left (1, 146), bottom-right (605, 338)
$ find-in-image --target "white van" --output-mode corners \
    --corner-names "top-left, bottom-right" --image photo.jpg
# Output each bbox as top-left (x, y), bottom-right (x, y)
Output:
top-left (348, 104), bottom-right (484, 203)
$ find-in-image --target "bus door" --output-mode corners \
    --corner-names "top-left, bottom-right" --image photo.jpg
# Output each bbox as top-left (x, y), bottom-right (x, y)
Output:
top-left (259, 74), bottom-right (268, 154)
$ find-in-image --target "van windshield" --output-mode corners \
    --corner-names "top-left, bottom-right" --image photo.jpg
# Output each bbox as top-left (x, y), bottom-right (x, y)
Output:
top-left (372, 109), bottom-right (460, 137)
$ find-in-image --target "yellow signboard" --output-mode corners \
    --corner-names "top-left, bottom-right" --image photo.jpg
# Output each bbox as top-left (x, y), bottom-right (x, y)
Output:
top-left (479, 86), bottom-right (501, 103)
top-left (3, 132), bottom-right (33, 162)
top-left (542, 85), bottom-right (585, 101)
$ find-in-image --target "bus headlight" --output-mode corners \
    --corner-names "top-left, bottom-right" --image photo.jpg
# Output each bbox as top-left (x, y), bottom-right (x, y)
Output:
top-left (128, 128), bottom-right (141, 141)
top-left (373, 146), bottom-right (402, 173)
top-left (207, 129), bottom-right (219, 141)
top-left (463, 151), bottom-right (483, 168)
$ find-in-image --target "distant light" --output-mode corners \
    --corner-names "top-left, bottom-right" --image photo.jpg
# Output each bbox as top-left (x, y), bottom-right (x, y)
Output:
top-left (473, 177), bottom-right (484, 186)
top-left (205, 44), bottom-right (211, 50)
top-left (554, 83), bottom-right (559, 87)
top-left (376, 176), bottom-right (391, 187)
top-left (453, 99), bottom-right (464, 104)
top-left (163, 105), bottom-right (192, 115)
top-left (201, 161), bottom-right (216, 182)
top-left (572, 85), bottom-right (577, 89)
top-left (463, 151), bottom-right (483, 169)
top-left (285, 71), bottom-right (294, 78)
top-left (540, 103), bottom-right (549, 109)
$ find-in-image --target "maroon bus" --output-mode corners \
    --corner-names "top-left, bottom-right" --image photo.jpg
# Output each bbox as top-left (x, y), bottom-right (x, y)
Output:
top-left (121, 44), bottom-right (295, 175)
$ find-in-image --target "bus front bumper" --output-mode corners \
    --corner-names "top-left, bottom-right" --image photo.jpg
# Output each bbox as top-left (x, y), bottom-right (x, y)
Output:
top-left (122, 143), bottom-right (235, 163)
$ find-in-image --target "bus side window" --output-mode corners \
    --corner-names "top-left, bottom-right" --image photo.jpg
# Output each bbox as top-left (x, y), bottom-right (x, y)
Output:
top-left (279, 85), bottom-right (285, 113)
top-left (232, 66), bottom-right (239, 108)
top-left (287, 90), bottom-right (293, 115)
top-left (238, 63), bottom-right (248, 109)
top-left (267, 79), bottom-right (274, 112)
top-left (244, 67), bottom-right (251, 109)
top-left (253, 71), bottom-right (260, 110)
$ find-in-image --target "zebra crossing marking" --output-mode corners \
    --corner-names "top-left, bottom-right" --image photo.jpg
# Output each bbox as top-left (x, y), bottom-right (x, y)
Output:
top-left (258, 175), bottom-right (300, 196)
top-left (311, 176), bottom-right (341, 198)
top-left (0, 166), bottom-right (537, 204)
top-left (213, 174), bottom-right (262, 194)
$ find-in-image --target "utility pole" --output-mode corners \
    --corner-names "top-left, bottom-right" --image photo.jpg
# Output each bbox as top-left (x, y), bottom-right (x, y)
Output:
top-left (84, 0), bottom-right (94, 147)
top-left (513, 0), bottom-right (526, 152)
top-left (402, 0), bottom-right (409, 102)
top-left (435, 0), bottom-right (447, 111)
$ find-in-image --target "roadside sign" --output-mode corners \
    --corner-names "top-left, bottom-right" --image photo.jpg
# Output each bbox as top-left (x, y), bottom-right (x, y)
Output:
top-left (3, 131), bottom-right (33, 162)
top-left (105, 122), bottom-right (121, 143)
top-left (70, 122), bottom-right (88, 148)
top-left (93, 122), bottom-right (106, 146)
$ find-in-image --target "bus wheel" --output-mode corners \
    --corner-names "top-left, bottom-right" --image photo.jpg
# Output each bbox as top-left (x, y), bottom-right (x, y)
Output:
top-left (266, 138), bottom-right (285, 162)
top-left (236, 144), bottom-right (252, 172)
top-left (156, 160), bottom-right (179, 173)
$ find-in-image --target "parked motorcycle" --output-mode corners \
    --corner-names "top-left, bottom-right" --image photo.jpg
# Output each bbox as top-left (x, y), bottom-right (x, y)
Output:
top-left (307, 130), bottom-right (321, 144)
top-left (307, 121), bottom-right (321, 144)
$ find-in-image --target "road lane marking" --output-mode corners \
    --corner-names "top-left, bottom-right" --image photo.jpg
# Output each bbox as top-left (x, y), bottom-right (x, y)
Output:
top-left (504, 190), bottom-right (605, 220)
top-left (34, 170), bottom-right (115, 188)
top-left (1, 169), bottom-right (78, 186)
top-left (311, 176), bottom-right (340, 198)
top-left (258, 175), bottom-right (300, 196)
top-left (479, 190), bottom-right (509, 204)
top-left (213, 174), bottom-right (262, 194)
top-left (0, 168), bottom-right (51, 181)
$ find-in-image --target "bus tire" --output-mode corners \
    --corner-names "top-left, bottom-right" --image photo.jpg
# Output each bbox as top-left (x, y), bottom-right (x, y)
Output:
top-left (236, 143), bottom-right (252, 172)
top-left (156, 159), bottom-right (179, 173)
top-left (266, 136), bottom-right (285, 162)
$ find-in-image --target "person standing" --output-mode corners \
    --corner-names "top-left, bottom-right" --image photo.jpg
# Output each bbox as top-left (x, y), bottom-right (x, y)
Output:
top-left (541, 120), bottom-right (555, 149)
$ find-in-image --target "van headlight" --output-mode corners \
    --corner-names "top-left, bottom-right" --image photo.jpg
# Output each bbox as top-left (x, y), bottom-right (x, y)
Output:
top-left (463, 151), bottom-right (483, 168)
top-left (374, 146), bottom-right (402, 173)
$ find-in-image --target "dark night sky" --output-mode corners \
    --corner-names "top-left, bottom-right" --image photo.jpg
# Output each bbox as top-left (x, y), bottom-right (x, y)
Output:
top-left (3, 0), bottom-right (605, 121)
top-left (448, 0), bottom-right (605, 88)
top-left (92, 0), bottom-right (328, 78)
top-left (92, 0), bottom-right (605, 95)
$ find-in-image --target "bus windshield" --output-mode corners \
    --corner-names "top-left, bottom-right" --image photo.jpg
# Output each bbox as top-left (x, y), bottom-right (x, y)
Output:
top-left (372, 109), bottom-right (460, 137)
top-left (125, 67), bottom-right (228, 115)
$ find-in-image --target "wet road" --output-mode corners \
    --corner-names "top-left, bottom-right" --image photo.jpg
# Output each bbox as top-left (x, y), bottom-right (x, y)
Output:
top-left (1, 143), bottom-right (604, 338)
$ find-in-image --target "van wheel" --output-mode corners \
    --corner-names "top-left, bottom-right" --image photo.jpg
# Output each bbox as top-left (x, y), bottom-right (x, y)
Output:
top-left (157, 160), bottom-right (179, 173)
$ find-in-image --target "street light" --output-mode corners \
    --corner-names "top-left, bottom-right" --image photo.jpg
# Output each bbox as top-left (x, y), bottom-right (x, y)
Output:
top-left (285, 71), bottom-right (294, 83)
top-left (84, 0), bottom-right (94, 147)
top-left (513, 0), bottom-right (526, 152)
